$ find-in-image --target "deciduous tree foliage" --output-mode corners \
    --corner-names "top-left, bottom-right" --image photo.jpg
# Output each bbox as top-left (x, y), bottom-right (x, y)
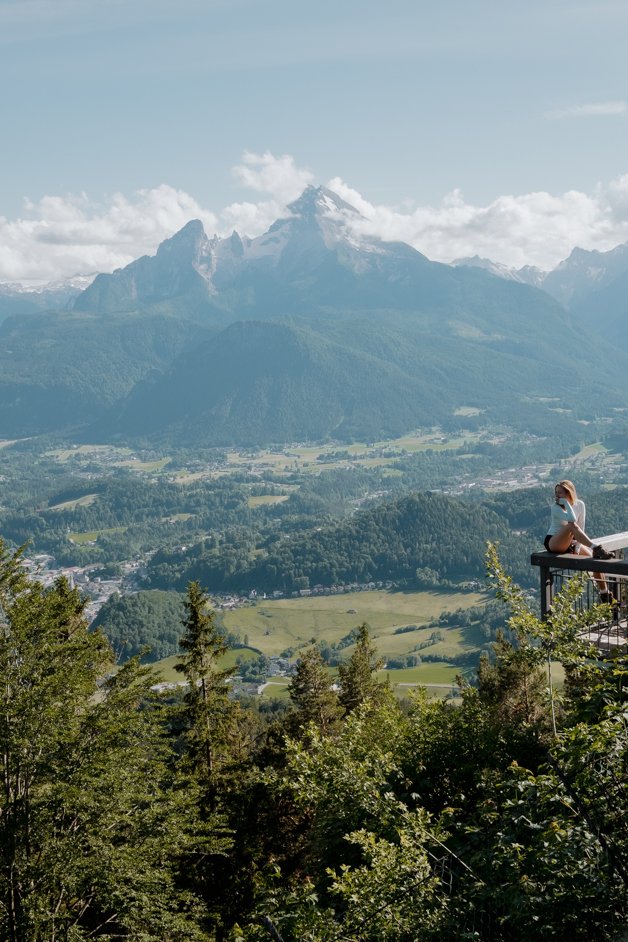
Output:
top-left (147, 492), bottom-right (537, 593)
top-left (230, 551), bottom-right (628, 941)
top-left (91, 588), bottom-right (187, 662)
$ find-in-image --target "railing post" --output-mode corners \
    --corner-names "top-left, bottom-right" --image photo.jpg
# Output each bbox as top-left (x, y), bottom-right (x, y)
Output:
top-left (540, 563), bottom-right (553, 621)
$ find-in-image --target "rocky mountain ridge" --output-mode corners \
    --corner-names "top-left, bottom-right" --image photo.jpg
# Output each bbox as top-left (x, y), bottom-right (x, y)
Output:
top-left (454, 240), bottom-right (628, 315)
top-left (4, 185), bottom-right (628, 328)
top-left (1, 185), bottom-right (627, 445)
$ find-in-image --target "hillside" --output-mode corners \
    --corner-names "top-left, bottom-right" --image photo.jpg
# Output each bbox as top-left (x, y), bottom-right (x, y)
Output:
top-left (96, 296), bottom-right (624, 446)
top-left (97, 320), bottom-right (447, 445)
top-left (0, 311), bottom-right (211, 435)
top-left (90, 590), bottom-right (187, 663)
top-left (146, 491), bottom-right (535, 593)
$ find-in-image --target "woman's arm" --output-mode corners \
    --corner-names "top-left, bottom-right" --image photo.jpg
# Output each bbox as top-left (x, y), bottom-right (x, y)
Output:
top-left (551, 499), bottom-right (577, 528)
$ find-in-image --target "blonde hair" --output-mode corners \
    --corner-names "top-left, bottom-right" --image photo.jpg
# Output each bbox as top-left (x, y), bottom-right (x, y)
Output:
top-left (558, 479), bottom-right (577, 505)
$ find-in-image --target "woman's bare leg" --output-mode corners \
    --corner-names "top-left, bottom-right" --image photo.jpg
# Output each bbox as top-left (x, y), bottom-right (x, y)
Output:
top-left (575, 544), bottom-right (608, 593)
top-left (549, 525), bottom-right (610, 593)
top-left (548, 521), bottom-right (596, 551)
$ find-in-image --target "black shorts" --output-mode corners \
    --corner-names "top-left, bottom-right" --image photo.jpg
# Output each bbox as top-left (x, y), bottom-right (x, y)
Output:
top-left (544, 535), bottom-right (577, 554)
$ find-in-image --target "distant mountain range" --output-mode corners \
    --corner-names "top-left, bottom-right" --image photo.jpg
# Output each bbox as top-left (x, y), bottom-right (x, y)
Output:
top-left (0, 275), bottom-right (96, 324)
top-left (454, 241), bottom-right (628, 320)
top-left (1, 186), bottom-right (628, 446)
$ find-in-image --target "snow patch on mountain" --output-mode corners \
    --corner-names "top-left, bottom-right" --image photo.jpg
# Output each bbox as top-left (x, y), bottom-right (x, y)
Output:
top-left (0, 274), bottom-right (97, 295)
top-left (452, 255), bottom-right (546, 287)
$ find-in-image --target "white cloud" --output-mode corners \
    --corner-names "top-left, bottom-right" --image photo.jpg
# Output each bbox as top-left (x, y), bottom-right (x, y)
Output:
top-left (0, 151), bottom-right (312, 282)
top-left (0, 185), bottom-right (217, 283)
top-left (231, 151), bottom-right (314, 203)
top-left (4, 151), bottom-right (628, 283)
top-left (545, 100), bottom-right (627, 120)
top-left (209, 151), bottom-right (316, 240)
top-left (328, 173), bottom-right (628, 270)
top-left (219, 199), bottom-right (283, 238)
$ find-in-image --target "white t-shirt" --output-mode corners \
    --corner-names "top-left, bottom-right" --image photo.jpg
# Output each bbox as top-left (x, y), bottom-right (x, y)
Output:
top-left (547, 498), bottom-right (585, 539)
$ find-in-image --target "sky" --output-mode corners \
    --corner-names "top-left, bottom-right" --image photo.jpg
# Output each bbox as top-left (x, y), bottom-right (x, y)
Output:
top-left (1, 0), bottom-right (628, 282)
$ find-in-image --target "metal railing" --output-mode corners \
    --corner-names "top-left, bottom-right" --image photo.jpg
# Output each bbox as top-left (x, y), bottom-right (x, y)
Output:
top-left (530, 531), bottom-right (628, 653)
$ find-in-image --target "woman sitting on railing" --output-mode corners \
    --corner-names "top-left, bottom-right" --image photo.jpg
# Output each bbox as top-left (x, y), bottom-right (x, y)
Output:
top-left (544, 479), bottom-right (614, 604)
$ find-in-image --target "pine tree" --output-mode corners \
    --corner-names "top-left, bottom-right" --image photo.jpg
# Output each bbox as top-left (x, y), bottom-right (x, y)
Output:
top-left (338, 622), bottom-right (385, 714)
top-left (288, 646), bottom-right (341, 736)
top-left (176, 581), bottom-right (235, 798)
top-left (476, 630), bottom-right (548, 728)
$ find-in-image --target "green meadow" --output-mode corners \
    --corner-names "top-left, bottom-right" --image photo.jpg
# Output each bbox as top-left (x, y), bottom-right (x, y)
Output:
top-left (147, 588), bottom-right (491, 697)
top-left (258, 664), bottom-right (464, 701)
top-left (47, 493), bottom-right (98, 512)
top-left (118, 457), bottom-right (171, 472)
top-left (247, 494), bottom-right (290, 508)
top-left (69, 526), bottom-right (127, 544)
top-left (150, 653), bottom-right (463, 697)
top-left (150, 647), bottom-right (260, 684)
top-left (220, 588), bottom-right (488, 659)
top-left (218, 429), bottom-right (483, 477)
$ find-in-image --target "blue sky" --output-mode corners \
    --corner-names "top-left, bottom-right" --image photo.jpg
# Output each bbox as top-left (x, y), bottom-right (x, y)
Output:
top-left (2, 0), bottom-right (628, 280)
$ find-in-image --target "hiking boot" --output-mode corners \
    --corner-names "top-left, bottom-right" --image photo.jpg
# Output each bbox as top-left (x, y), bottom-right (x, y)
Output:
top-left (593, 545), bottom-right (615, 560)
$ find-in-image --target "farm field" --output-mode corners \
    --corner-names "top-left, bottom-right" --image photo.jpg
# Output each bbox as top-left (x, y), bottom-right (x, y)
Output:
top-left (150, 647), bottom-right (259, 684)
top-left (32, 428), bottom-right (616, 491)
top-left (47, 444), bottom-right (135, 462)
top-left (220, 588), bottom-right (488, 659)
top-left (145, 588), bottom-right (567, 702)
top-left (47, 493), bottom-right (97, 512)
top-left (247, 495), bottom-right (290, 508)
top-left (46, 443), bottom-right (172, 473)
top-left (149, 588), bottom-right (489, 688)
top-left (69, 526), bottom-right (127, 544)
top-left (39, 428), bottom-right (480, 484)
top-left (219, 429), bottom-right (482, 477)
top-left (151, 654), bottom-right (565, 702)
top-left (118, 456), bottom-right (171, 472)
top-left (258, 663), bottom-right (465, 700)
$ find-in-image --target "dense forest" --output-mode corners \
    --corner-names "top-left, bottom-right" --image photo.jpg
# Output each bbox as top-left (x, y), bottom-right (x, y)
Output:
top-left (91, 589), bottom-right (246, 663)
top-left (90, 589), bottom-right (188, 662)
top-left (2, 538), bottom-right (627, 941)
top-left (145, 491), bottom-right (541, 593)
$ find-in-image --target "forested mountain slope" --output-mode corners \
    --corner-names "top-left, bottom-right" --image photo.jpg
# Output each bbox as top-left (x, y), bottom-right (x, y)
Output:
top-left (0, 311), bottom-right (211, 436)
top-left (4, 544), bottom-right (628, 940)
top-left (99, 320), bottom-right (447, 445)
top-left (147, 491), bottom-right (535, 593)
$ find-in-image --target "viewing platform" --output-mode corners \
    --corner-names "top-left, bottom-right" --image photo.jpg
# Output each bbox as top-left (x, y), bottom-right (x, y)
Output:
top-left (531, 531), bottom-right (628, 654)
